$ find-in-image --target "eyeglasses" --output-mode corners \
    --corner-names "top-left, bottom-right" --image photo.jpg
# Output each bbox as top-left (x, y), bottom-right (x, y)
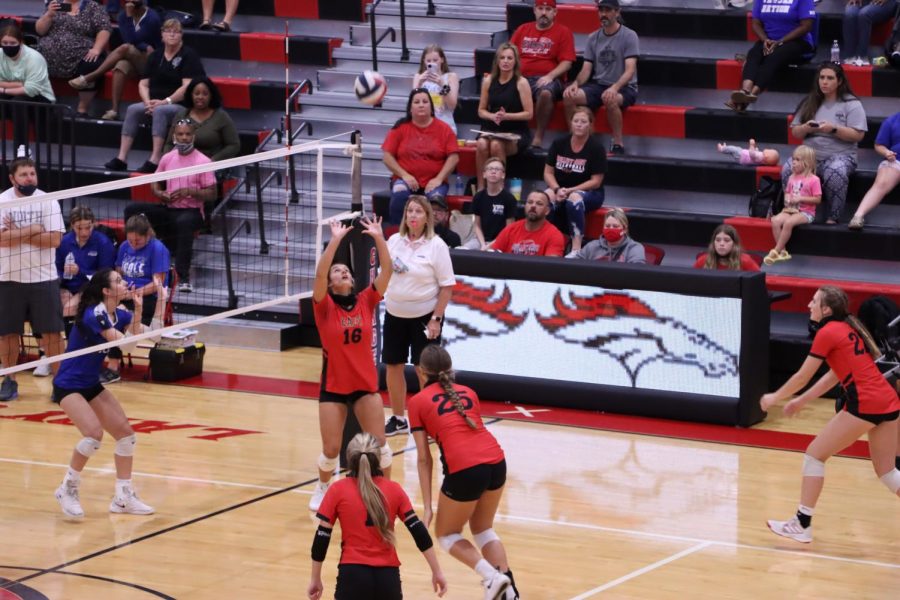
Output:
top-left (162, 29), bottom-right (183, 35)
top-left (175, 118), bottom-right (194, 126)
top-left (411, 88), bottom-right (429, 95)
top-left (484, 166), bottom-right (505, 173)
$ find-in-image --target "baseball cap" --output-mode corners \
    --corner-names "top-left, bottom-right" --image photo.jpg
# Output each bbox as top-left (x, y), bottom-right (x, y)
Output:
top-left (429, 195), bottom-right (448, 210)
top-left (535, 0), bottom-right (557, 7)
top-left (597, 0), bottom-right (620, 8)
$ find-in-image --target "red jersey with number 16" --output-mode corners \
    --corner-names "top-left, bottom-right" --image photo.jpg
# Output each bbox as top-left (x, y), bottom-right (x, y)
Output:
top-left (408, 382), bottom-right (504, 475)
top-left (313, 286), bottom-right (381, 394)
top-left (809, 320), bottom-right (899, 414)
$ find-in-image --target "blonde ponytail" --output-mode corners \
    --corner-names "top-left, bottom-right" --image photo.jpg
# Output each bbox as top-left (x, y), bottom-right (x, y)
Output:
top-left (347, 433), bottom-right (395, 546)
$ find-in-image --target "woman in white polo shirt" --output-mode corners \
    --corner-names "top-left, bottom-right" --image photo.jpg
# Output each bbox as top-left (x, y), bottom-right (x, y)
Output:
top-left (382, 195), bottom-right (456, 436)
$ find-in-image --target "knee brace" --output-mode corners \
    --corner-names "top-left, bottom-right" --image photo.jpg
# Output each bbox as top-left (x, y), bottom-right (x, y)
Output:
top-left (472, 528), bottom-right (500, 551)
top-left (75, 437), bottom-right (101, 458)
top-left (317, 453), bottom-right (339, 474)
top-left (880, 469), bottom-right (900, 494)
top-left (802, 454), bottom-right (826, 477)
top-left (114, 434), bottom-right (136, 457)
top-left (379, 444), bottom-right (393, 470)
top-left (437, 532), bottom-right (465, 553)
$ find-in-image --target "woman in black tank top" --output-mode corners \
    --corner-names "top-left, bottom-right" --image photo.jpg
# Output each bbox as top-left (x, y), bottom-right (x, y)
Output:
top-left (475, 42), bottom-right (533, 191)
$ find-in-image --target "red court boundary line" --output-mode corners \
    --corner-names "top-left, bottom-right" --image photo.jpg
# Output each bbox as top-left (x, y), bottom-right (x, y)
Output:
top-left (112, 366), bottom-right (870, 460)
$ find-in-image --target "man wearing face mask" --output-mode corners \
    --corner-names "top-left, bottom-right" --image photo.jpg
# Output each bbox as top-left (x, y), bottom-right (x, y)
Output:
top-left (0, 20), bottom-right (56, 154)
top-left (123, 120), bottom-right (216, 293)
top-left (0, 158), bottom-right (66, 401)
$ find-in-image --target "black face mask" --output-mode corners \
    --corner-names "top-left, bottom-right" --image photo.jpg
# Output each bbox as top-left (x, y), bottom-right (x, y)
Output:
top-left (808, 314), bottom-right (839, 336)
top-left (16, 183), bottom-right (38, 196)
top-left (329, 289), bottom-right (357, 311)
top-left (2, 45), bottom-right (20, 58)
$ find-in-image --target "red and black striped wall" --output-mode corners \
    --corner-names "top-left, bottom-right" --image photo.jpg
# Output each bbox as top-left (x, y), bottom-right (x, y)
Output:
top-left (159, 0), bottom-right (370, 21)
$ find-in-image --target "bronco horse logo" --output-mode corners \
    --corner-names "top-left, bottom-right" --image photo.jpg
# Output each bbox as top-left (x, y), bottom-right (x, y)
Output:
top-left (535, 290), bottom-right (739, 387)
top-left (443, 279), bottom-right (528, 344)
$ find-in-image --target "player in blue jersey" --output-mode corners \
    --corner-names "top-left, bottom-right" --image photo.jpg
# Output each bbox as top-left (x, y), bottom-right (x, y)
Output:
top-left (52, 267), bottom-right (155, 518)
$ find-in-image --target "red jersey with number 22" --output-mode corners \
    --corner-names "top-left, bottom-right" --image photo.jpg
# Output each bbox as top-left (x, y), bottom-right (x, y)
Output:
top-left (809, 320), bottom-right (899, 414)
top-left (316, 476), bottom-right (413, 566)
top-left (408, 382), bottom-right (504, 474)
top-left (313, 286), bottom-right (381, 394)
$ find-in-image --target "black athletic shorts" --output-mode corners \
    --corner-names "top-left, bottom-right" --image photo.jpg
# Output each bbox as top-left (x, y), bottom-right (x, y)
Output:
top-left (335, 564), bottom-right (402, 600)
top-left (52, 382), bottom-right (105, 404)
top-left (319, 389), bottom-right (376, 404)
top-left (381, 310), bottom-right (439, 365)
top-left (441, 459), bottom-right (507, 502)
top-left (849, 409), bottom-right (899, 425)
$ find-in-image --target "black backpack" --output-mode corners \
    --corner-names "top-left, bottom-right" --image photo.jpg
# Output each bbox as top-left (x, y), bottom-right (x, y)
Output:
top-left (858, 296), bottom-right (900, 357)
top-left (749, 176), bottom-right (784, 218)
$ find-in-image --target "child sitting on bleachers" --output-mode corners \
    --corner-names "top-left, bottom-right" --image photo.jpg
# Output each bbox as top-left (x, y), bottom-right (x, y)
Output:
top-left (717, 139), bottom-right (779, 165)
top-left (764, 146), bottom-right (821, 266)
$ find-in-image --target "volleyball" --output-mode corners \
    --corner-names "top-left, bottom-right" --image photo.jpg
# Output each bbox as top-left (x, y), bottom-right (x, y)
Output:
top-left (354, 70), bottom-right (387, 106)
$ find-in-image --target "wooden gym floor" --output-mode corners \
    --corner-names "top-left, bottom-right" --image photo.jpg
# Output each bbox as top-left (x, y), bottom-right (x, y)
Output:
top-left (0, 346), bottom-right (897, 599)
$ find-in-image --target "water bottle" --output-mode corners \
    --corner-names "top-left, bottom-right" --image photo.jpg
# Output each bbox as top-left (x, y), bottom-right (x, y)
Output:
top-left (454, 174), bottom-right (465, 196)
top-left (509, 177), bottom-right (522, 202)
top-left (63, 252), bottom-right (75, 280)
top-left (831, 40), bottom-right (840, 64)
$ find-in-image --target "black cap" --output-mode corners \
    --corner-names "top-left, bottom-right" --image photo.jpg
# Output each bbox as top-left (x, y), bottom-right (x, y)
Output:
top-left (429, 195), bottom-right (448, 210)
top-left (597, 0), bottom-right (620, 8)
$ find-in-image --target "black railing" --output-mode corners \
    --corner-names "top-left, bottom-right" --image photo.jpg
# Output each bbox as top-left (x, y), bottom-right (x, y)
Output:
top-left (221, 219), bottom-right (251, 310)
top-left (0, 99), bottom-right (76, 195)
top-left (284, 80), bottom-right (313, 203)
top-left (369, 0), bottom-right (400, 72)
top-left (427, 0), bottom-right (436, 16)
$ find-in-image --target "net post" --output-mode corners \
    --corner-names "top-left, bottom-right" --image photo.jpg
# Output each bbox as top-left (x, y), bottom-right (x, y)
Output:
top-left (350, 130), bottom-right (363, 214)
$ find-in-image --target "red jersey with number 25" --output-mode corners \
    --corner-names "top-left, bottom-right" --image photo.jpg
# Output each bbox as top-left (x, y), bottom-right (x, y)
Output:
top-left (316, 476), bottom-right (413, 566)
top-left (809, 320), bottom-right (899, 414)
top-left (313, 286), bottom-right (381, 394)
top-left (408, 382), bottom-right (504, 474)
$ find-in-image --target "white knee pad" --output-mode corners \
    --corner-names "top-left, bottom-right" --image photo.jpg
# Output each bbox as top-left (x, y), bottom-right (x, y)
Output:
top-left (114, 434), bottom-right (136, 457)
top-left (802, 454), bottom-right (826, 477)
top-left (880, 469), bottom-right (900, 494)
top-left (438, 533), bottom-right (465, 553)
top-left (317, 453), bottom-right (339, 474)
top-left (472, 528), bottom-right (500, 551)
top-left (379, 444), bottom-right (393, 469)
top-left (75, 437), bottom-right (101, 458)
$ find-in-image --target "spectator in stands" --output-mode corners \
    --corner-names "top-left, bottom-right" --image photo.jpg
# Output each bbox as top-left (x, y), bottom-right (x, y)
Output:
top-left (488, 190), bottom-right (565, 256)
top-left (412, 44), bottom-right (459, 135)
top-left (429, 196), bottom-right (462, 249)
top-left (766, 146), bottom-right (822, 265)
top-left (568, 207), bottom-right (645, 263)
top-left (125, 119), bottom-right (216, 293)
top-left (726, 0), bottom-right (815, 112)
top-left (717, 139), bottom-right (780, 165)
top-left (468, 157), bottom-right (517, 250)
top-left (382, 89), bottom-right (459, 225)
top-left (382, 195), bottom-right (456, 437)
top-left (0, 157), bottom-right (65, 401)
top-left (69, 0), bottom-right (163, 121)
top-left (783, 62), bottom-right (866, 224)
top-left (105, 18), bottom-right (206, 174)
top-left (36, 0), bottom-right (111, 118)
top-left (56, 206), bottom-right (117, 326)
top-left (563, 0), bottom-right (638, 155)
top-left (475, 43), bottom-right (534, 190)
top-left (510, 0), bottom-right (576, 148)
top-left (849, 110), bottom-right (900, 230)
top-left (163, 77), bottom-right (239, 161)
top-left (843, 0), bottom-right (898, 66)
top-left (199, 0), bottom-right (240, 32)
top-left (544, 106), bottom-right (607, 253)
top-left (694, 224), bottom-right (760, 271)
top-left (105, 213), bottom-right (169, 383)
top-left (0, 20), bottom-right (56, 154)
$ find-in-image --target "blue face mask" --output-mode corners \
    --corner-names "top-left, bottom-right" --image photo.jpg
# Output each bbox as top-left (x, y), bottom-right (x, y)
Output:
top-left (16, 183), bottom-right (38, 196)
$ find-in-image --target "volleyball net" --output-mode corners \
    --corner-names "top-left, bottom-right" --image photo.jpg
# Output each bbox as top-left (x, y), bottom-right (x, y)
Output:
top-left (0, 131), bottom-right (363, 378)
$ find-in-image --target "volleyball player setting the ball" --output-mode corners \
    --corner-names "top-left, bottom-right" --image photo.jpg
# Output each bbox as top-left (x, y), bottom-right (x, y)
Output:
top-left (410, 345), bottom-right (519, 600)
top-left (309, 217), bottom-right (393, 511)
top-left (52, 268), bottom-right (155, 518)
top-left (761, 286), bottom-right (900, 542)
top-left (307, 433), bottom-right (447, 600)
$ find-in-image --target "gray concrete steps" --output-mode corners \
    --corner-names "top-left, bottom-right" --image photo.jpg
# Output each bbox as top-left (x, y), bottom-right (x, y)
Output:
top-left (349, 23), bottom-right (499, 52)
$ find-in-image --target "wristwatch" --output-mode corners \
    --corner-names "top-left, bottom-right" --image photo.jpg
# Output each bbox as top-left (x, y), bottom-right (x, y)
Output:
top-left (431, 315), bottom-right (443, 323)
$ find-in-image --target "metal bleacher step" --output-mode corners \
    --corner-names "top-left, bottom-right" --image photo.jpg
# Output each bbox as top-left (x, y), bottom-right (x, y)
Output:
top-left (349, 22), bottom-right (500, 52)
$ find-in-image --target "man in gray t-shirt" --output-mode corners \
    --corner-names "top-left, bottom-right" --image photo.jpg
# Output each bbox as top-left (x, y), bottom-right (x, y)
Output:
top-left (563, 0), bottom-right (639, 156)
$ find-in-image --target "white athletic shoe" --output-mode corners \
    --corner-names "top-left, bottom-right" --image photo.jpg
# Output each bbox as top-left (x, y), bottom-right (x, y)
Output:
top-left (33, 362), bottom-right (52, 377)
top-left (55, 481), bottom-right (84, 518)
top-left (482, 570), bottom-right (511, 600)
top-left (767, 516), bottom-right (812, 543)
top-left (309, 480), bottom-right (330, 512)
top-left (109, 486), bottom-right (155, 515)
top-left (505, 586), bottom-right (519, 599)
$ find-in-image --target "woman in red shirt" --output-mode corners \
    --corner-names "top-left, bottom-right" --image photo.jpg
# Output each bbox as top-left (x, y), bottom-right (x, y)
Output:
top-left (309, 217), bottom-right (393, 512)
top-left (693, 224), bottom-right (760, 271)
top-left (409, 345), bottom-right (519, 600)
top-left (307, 433), bottom-right (447, 600)
top-left (760, 286), bottom-right (900, 543)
